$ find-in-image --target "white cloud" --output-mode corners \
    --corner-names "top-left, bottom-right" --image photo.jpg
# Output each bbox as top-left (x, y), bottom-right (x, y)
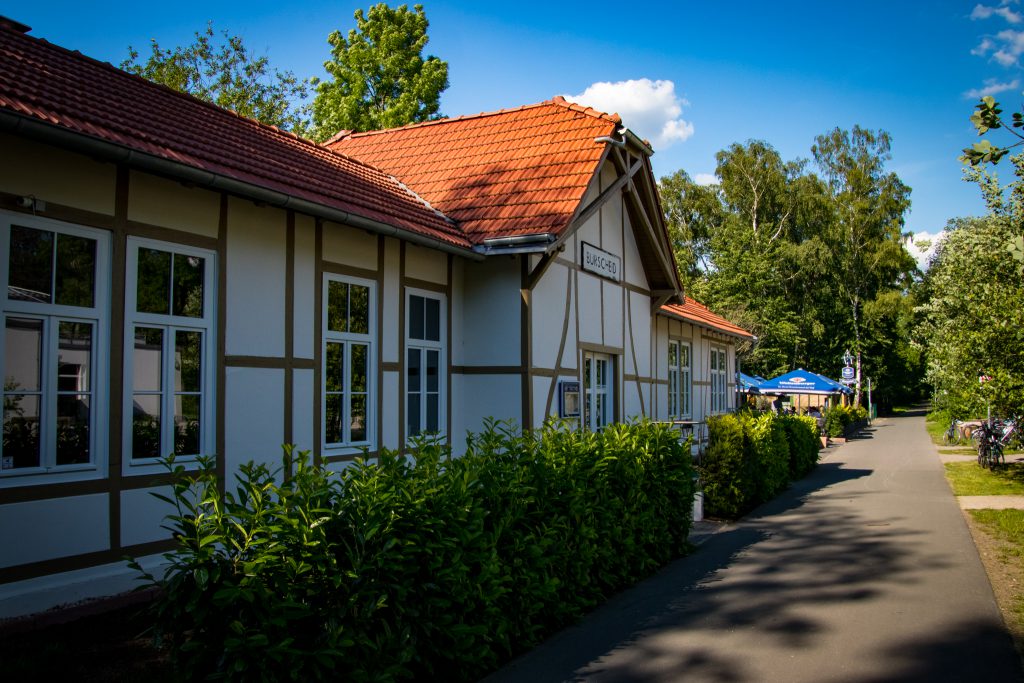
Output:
top-left (964, 77), bottom-right (1021, 97)
top-left (563, 79), bottom-right (694, 149)
top-left (972, 3), bottom-right (1023, 23)
top-left (907, 230), bottom-right (947, 271)
top-left (693, 173), bottom-right (718, 186)
top-left (972, 37), bottom-right (996, 56)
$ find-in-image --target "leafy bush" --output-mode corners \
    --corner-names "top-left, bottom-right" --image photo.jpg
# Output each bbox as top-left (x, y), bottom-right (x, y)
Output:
top-left (701, 414), bottom-right (749, 518)
top-left (133, 419), bottom-right (694, 682)
top-left (780, 415), bottom-right (820, 478)
top-left (702, 412), bottom-right (819, 519)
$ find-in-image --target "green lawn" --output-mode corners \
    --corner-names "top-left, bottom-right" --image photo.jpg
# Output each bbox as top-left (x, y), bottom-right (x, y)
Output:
top-left (969, 509), bottom-right (1024, 632)
top-left (944, 461), bottom-right (1024, 496)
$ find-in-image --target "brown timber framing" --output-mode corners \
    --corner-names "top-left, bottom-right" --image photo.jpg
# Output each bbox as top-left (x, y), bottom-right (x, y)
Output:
top-left (543, 265), bottom-right (575, 417)
top-left (520, 255), bottom-right (532, 430)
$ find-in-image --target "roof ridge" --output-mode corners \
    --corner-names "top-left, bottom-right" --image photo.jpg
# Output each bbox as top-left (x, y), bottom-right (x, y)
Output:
top-left (334, 97), bottom-right (620, 142)
top-left (4, 25), bottom-right (331, 151)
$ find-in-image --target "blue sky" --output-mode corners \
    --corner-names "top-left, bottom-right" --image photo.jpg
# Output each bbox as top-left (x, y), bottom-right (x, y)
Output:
top-left (7, 1), bottom-right (1019, 259)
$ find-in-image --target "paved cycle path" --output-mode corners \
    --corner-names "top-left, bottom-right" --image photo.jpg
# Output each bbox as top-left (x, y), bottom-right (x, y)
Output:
top-left (484, 411), bottom-right (1023, 682)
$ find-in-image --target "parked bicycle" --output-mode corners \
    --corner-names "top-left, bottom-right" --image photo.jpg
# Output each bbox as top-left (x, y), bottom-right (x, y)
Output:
top-left (943, 418), bottom-right (965, 445)
top-left (974, 419), bottom-right (1005, 469)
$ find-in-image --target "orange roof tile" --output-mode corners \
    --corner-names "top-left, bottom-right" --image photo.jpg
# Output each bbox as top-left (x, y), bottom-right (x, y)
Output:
top-left (0, 22), bottom-right (468, 250)
top-left (327, 97), bottom-right (620, 243)
top-left (660, 298), bottom-right (754, 340)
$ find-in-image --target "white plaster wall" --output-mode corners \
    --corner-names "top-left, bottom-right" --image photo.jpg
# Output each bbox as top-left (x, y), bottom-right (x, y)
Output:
top-left (120, 486), bottom-right (174, 547)
top-left (599, 175), bottom-right (624, 261)
top-left (292, 368), bottom-right (315, 452)
top-left (450, 259), bottom-right (465, 367)
top-left (622, 377), bottom-right (643, 419)
top-left (381, 371), bottom-right (400, 450)
top-left (0, 494), bottom-right (108, 568)
top-left (576, 214), bottom-right (602, 249)
top-left (559, 283), bottom-right (579, 371)
top-left (225, 198), bottom-right (286, 357)
top-left (382, 238), bottom-right (401, 365)
top-left (127, 171), bottom-right (219, 238)
top-left (461, 258), bottom-right (520, 367)
top-left (293, 215), bottom-right (317, 361)
top-left (405, 243), bottom-right (447, 284)
top-left (323, 221), bottom-right (378, 269)
top-left (453, 374), bottom-right (521, 453)
top-left (531, 375), bottom-right (554, 427)
top-left (225, 366), bottom-right (285, 473)
top-left (623, 213), bottom-right (650, 290)
top-left (0, 134), bottom-right (116, 216)
top-left (603, 281), bottom-right (624, 350)
top-left (0, 553), bottom-right (168, 621)
top-left (531, 262), bottom-right (571, 370)
top-left (576, 273), bottom-right (602, 345)
top-left (630, 290), bottom-right (652, 378)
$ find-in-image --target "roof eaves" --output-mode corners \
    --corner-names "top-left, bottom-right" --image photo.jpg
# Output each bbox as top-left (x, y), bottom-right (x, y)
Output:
top-left (0, 109), bottom-right (480, 259)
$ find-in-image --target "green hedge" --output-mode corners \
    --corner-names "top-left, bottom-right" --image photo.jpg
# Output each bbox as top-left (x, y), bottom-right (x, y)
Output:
top-left (824, 404), bottom-right (868, 437)
top-left (133, 419), bottom-right (695, 682)
top-left (702, 412), bottom-right (819, 519)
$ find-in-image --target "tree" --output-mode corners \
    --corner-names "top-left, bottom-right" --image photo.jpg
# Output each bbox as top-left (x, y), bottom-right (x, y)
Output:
top-left (811, 126), bottom-right (915, 404)
top-left (122, 23), bottom-right (309, 132)
top-left (961, 96), bottom-right (1024, 269)
top-left (658, 170), bottom-right (721, 287)
top-left (310, 3), bottom-right (449, 139)
top-left (918, 216), bottom-right (1024, 417)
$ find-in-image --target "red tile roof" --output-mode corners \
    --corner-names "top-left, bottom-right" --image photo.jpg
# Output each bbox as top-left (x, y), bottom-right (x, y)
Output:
top-left (0, 23), bottom-right (469, 249)
top-left (660, 298), bottom-right (754, 340)
top-left (327, 97), bottom-right (621, 243)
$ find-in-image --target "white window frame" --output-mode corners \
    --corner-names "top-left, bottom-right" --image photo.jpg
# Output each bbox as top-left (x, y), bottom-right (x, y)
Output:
top-left (322, 274), bottom-right (376, 455)
top-left (405, 288), bottom-right (446, 441)
top-left (583, 351), bottom-right (615, 431)
top-left (123, 237), bottom-right (216, 474)
top-left (710, 345), bottom-right (728, 414)
top-left (1, 213), bottom-right (110, 485)
top-left (668, 339), bottom-right (692, 420)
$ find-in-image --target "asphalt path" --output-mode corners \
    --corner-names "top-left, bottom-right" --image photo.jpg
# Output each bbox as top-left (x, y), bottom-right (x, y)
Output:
top-left (484, 410), bottom-right (1023, 682)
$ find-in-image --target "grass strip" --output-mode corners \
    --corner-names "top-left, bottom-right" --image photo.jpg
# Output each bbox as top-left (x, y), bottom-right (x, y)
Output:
top-left (944, 461), bottom-right (1024, 496)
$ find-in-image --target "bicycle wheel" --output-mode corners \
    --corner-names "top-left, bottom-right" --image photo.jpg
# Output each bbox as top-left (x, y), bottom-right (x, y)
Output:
top-left (943, 426), bottom-right (955, 445)
top-left (991, 442), bottom-right (1004, 468)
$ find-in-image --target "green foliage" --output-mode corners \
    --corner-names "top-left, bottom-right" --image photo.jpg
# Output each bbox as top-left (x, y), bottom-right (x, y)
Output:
top-left (659, 135), bottom-right (922, 409)
top-left (122, 23), bottom-right (310, 132)
top-left (133, 420), bottom-right (694, 681)
top-left (701, 412), bottom-right (819, 519)
top-left (823, 404), bottom-right (862, 437)
top-left (918, 216), bottom-right (1024, 418)
top-left (311, 3), bottom-right (449, 140)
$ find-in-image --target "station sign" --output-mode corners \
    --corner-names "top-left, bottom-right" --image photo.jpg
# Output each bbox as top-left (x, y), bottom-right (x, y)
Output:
top-left (841, 366), bottom-right (855, 381)
top-left (581, 242), bottom-right (621, 282)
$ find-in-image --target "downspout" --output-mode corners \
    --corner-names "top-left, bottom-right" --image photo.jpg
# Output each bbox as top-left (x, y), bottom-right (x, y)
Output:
top-left (0, 110), bottom-right (483, 261)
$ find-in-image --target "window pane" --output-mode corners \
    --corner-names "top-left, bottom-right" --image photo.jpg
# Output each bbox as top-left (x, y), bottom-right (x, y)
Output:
top-left (8, 225), bottom-right (53, 303)
top-left (327, 281), bottom-right (349, 333)
top-left (5, 317), bottom-right (42, 391)
top-left (350, 395), bottom-right (367, 442)
top-left (3, 394), bottom-right (40, 469)
top-left (668, 342), bottom-right (677, 367)
top-left (408, 394), bottom-right (421, 436)
top-left (409, 295), bottom-right (424, 340)
top-left (350, 285), bottom-right (369, 334)
top-left (136, 248), bottom-right (171, 314)
top-left (175, 331), bottom-right (202, 392)
top-left (326, 342), bottom-right (343, 392)
top-left (132, 394), bottom-right (161, 459)
top-left (584, 356), bottom-right (592, 390)
top-left (408, 348), bottom-right (421, 392)
top-left (175, 394), bottom-right (201, 456)
top-left (352, 344), bottom-right (367, 393)
top-left (133, 327), bottom-right (163, 392)
top-left (710, 351), bottom-right (717, 371)
top-left (173, 253), bottom-right (205, 318)
top-left (426, 350), bottom-right (439, 392)
top-left (325, 393), bottom-right (343, 444)
top-left (426, 394), bottom-right (438, 433)
top-left (425, 297), bottom-right (440, 342)
top-left (55, 234), bottom-right (96, 308)
top-left (682, 346), bottom-right (689, 368)
top-left (57, 394), bottom-right (90, 465)
top-left (58, 322), bottom-right (92, 392)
